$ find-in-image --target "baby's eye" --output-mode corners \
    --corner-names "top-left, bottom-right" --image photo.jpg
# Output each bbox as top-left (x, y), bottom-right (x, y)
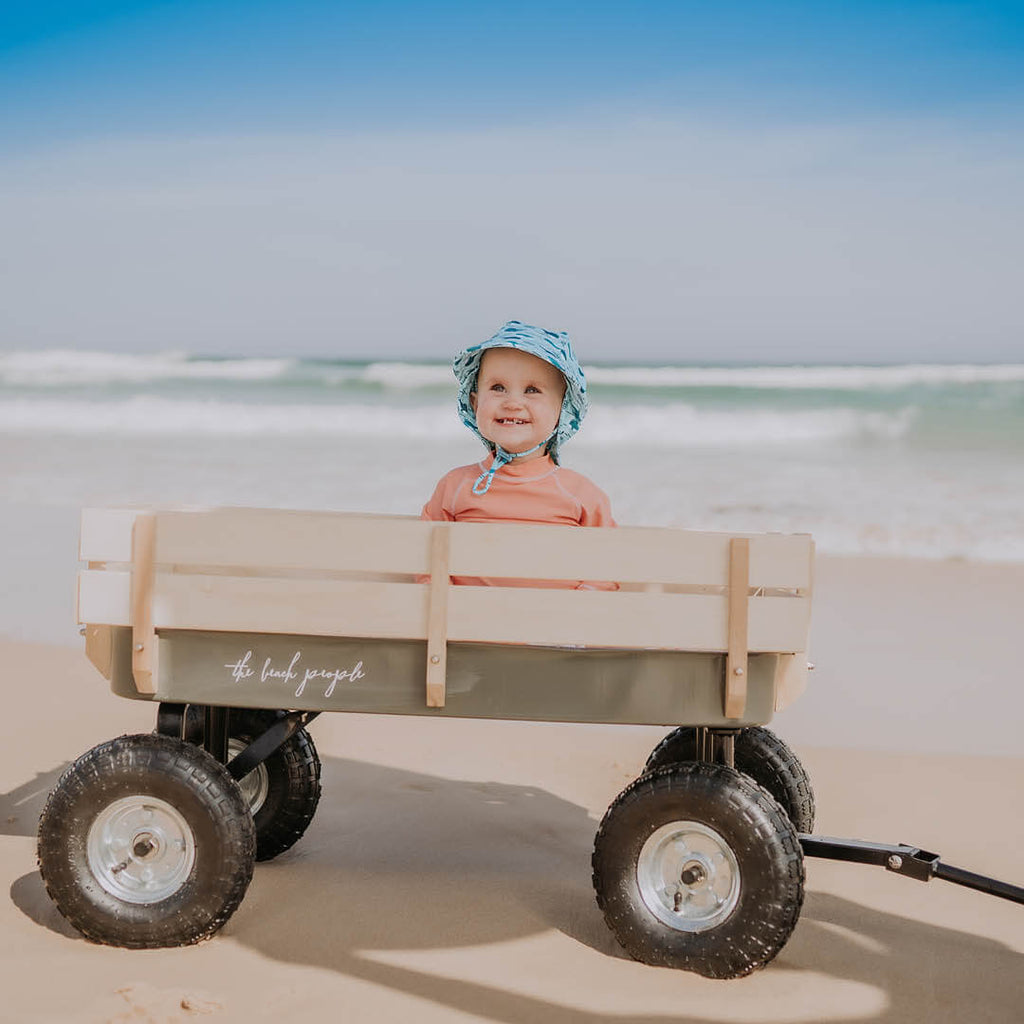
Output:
top-left (525, 385), bottom-right (541, 393)
top-left (489, 383), bottom-right (505, 392)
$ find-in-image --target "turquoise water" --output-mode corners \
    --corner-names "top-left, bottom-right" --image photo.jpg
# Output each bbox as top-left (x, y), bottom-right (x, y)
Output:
top-left (1, 351), bottom-right (1022, 565)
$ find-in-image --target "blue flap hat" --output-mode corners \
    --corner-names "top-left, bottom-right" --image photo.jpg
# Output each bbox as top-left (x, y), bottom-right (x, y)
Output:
top-left (453, 320), bottom-right (589, 495)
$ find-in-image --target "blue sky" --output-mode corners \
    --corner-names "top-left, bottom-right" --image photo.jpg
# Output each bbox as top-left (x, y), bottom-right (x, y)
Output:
top-left (2, 2), bottom-right (1023, 361)
top-left (4, 2), bottom-right (1023, 139)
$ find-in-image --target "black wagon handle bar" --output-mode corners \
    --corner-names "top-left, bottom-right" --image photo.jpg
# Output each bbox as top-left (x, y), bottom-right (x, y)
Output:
top-left (799, 835), bottom-right (1024, 906)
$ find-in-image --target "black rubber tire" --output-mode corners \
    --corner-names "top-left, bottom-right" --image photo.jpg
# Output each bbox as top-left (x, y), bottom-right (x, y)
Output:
top-left (226, 710), bottom-right (322, 862)
top-left (37, 733), bottom-right (255, 949)
top-left (593, 762), bottom-right (805, 978)
top-left (644, 726), bottom-right (816, 833)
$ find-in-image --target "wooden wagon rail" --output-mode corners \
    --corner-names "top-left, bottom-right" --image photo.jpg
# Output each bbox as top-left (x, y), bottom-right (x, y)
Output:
top-left (77, 507), bottom-right (814, 717)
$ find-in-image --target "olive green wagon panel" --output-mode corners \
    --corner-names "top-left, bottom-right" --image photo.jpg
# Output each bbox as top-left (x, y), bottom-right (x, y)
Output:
top-left (107, 629), bottom-right (776, 727)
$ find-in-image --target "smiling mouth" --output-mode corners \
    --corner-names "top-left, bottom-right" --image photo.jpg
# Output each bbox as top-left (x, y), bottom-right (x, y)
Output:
top-left (496, 418), bottom-right (530, 426)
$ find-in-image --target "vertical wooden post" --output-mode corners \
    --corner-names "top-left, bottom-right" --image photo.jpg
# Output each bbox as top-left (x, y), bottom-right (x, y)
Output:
top-left (425, 525), bottom-right (451, 708)
top-left (724, 537), bottom-right (750, 719)
top-left (131, 513), bottom-right (159, 695)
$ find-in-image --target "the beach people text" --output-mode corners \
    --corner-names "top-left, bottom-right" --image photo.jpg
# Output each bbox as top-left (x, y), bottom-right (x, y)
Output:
top-left (224, 650), bottom-right (366, 698)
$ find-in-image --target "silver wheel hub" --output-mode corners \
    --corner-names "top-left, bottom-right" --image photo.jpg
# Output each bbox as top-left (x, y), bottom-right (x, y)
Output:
top-left (636, 820), bottom-right (740, 932)
top-left (86, 795), bottom-right (196, 904)
top-left (228, 738), bottom-right (270, 815)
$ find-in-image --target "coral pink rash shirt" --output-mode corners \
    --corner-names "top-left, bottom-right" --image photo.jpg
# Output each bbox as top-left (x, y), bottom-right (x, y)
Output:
top-left (421, 455), bottom-right (617, 589)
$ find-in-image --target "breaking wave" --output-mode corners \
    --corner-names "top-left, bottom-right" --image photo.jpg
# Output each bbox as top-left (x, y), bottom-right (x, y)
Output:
top-left (584, 363), bottom-right (1024, 390)
top-left (0, 350), bottom-right (297, 386)
top-left (0, 396), bottom-right (914, 445)
top-left (3, 350), bottom-right (1022, 392)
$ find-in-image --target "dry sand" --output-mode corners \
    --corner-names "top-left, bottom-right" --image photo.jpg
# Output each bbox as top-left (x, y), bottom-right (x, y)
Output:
top-left (1, 556), bottom-right (1022, 1023)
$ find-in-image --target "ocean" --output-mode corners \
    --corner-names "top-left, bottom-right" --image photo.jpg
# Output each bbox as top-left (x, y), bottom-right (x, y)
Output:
top-left (1, 350), bottom-right (1022, 644)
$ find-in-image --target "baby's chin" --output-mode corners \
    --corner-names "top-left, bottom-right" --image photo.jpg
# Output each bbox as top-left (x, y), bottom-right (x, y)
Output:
top-left (483, 433), bottom-right (549, 456)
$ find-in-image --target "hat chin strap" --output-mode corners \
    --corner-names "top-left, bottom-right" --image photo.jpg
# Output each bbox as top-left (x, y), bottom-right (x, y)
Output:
top-left (472, 434), bottom-right (554, 496)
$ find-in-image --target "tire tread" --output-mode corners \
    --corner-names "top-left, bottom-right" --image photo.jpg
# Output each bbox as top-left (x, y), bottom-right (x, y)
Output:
top-left (593, 761), bottom-right (804, 978)
top-left (645, 726), bottom-right (815, 832)
top-left (37, 733), bottom-right (255, 948)
top-left (228, 710), bottom-right (322, 861)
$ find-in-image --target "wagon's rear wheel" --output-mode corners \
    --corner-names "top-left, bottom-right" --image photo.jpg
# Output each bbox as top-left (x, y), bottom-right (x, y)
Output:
top-left (593, 762), bottom-right (804, 978)
top-left (157, 706), bottom-right (322, 861)
top-left (645, 726), bottom-right (816, 833)
top-left (37, 733), bottom-right (255, 948)
top-left (226, 709), bottom-right (322, 861)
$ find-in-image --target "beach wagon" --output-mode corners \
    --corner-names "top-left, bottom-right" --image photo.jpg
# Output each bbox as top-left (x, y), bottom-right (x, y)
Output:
top-left (40, 506), bottom-right (819, 978)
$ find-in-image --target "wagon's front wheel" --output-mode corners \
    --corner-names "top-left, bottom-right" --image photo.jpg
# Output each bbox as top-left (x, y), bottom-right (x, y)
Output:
top-left (593, 762), bottom-right (804, 978)
top-left (37, 734), bottom-right (255, 948)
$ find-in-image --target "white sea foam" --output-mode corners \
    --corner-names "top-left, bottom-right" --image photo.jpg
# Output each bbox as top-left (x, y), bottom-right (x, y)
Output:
top-left (0, 395), bottom-right (915, 445)
top-left (0, 397), bottom-right (466, 438)
top-left (578, 403), bottom-right (914, 446)
top-left (361, 362), bottom-right (452, 389)
top-left (5, 350), bottom-right (1023, 391)
top-left (584, 363), bottom-right (1024, 390)
top-left (0, 350), bottom-right (296, 386)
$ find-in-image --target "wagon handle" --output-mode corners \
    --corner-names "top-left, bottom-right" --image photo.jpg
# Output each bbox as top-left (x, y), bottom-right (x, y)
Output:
top-left (800, 835), bottom-right (1024, 905)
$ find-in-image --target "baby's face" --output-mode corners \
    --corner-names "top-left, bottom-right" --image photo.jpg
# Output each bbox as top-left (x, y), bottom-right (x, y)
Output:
top-left (471, 348), bottom-right (566, 457)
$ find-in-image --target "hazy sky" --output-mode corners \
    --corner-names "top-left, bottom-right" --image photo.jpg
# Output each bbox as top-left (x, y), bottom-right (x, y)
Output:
top-left (2, 1), bottom-right (1023, 362)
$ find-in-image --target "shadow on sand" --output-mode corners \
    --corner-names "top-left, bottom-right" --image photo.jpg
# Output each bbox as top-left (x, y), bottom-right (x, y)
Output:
top-left (8, 752), bottom-right (1023, 1023)
top-left (0, 764), bottom-right (67, 839)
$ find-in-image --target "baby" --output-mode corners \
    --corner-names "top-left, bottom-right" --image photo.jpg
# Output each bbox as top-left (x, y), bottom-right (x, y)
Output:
top-left (422, 320), bottom-right (616, 588)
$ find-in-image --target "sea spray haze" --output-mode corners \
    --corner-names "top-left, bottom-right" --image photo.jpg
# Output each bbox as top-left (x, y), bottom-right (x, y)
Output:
top-left (1, 351), bottom-right (1022, 568)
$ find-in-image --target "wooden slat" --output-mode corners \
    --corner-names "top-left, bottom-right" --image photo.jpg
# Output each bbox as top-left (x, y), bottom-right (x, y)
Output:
top-left (446, 586), bottom-right (808, 651)
top-left (81, 507), bottom-right (812, 590)
top-left (153, 508), bottom-right (431, 575)
top-left (152, 574), bottom-right (429, 640)
top-left (724, 538), bottom-right (750, 719)
top-left (81, 570), bottom-right (811, 652)
top-left (425, 525), bottom-right (451, 708)
top-left (130, 514), bottom-right (158, 695)
top-left (78, 570), bottom-right (810, 653)
top-left (448, 522), bottom-right (811, 588)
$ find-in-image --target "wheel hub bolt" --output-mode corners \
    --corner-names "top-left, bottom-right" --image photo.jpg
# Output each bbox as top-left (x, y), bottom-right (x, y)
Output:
top-left (133, 834), bottom-right (156, 859)
top-left (679, 862), bottom-right (706, 886)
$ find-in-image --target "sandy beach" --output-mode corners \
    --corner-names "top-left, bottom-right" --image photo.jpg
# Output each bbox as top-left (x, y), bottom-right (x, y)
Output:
top-left (2, 555), bottom-right (1022, 1023)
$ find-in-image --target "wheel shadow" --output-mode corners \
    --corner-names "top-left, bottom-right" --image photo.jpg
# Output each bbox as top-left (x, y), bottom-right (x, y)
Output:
top-left (3, 766), bottom-right (80, 941)
top-left (237, 753), bottom-right (619, 958)
top-left (779, 890), bottom-right (1024, 1023)
top-left (10, 871), bottom-right (82, 940)
top-left (0, 765), bottom-right (66, 838)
